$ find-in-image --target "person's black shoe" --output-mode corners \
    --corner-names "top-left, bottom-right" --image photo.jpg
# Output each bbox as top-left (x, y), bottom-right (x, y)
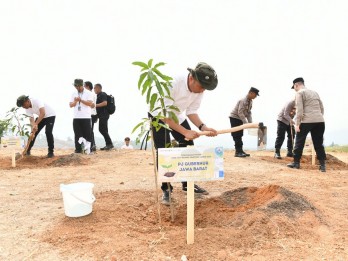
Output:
top-left (26, 151), bottom-right (31, 156)
top-left (319, 160), bottom-right (326, 172)
top-left (287, 162), bottom-right (300, 169)
top-left (105, 144), bottom-right (114, 150)
top-left (286, 151), bottom-right (294, 157)
top-left (241, 150), bottom-right (250, 157)
top-left (182, 184), bottom-right (209, 195)
top-left (74, 149), bottom-right (82, 153)
top-left (235, 152), bottom-right (247, 157)
top-left (274, 152), bottom-right (282, 159)
top-left (47, 152), bottom-right (54, 158)
top-left (101, 144), bottom-right (114, 151)
top-left (91, 146), bottom-right (97, 152)
top-left (319, 165), bottom-right (326, 172)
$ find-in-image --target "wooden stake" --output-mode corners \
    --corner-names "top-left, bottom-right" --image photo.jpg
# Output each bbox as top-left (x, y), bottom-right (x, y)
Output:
top-left (186, 181), bottom-right (195, 244)
top-left (168, 182), bottom-right (175, 222)
top-left (149, 128), bottom-right (162, 226)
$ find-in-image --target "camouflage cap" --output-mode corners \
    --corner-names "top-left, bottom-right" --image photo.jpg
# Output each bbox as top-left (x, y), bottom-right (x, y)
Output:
top-left (73, 79), bottom-right (83, 87)
top-left (16, 95), bottom-right (29, 107)
top-left (187, 62), bottom-right (218, 90)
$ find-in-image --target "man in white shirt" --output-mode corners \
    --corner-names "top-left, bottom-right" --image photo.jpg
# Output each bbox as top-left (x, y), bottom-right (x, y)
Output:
top-left (69, 79), bottom-right (94, 153)
top-left (84, 81), bottom-right (97, 152)
top-left (16, 95), bottom-right (56, 158)
top-left (121, 137), bottom-right (133, 149)
top-left (151, 62), bottom-right (218, 205)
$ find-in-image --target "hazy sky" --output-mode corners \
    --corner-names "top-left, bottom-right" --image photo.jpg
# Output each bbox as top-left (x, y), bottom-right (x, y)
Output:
top-left (1, 0), bottom-right (347, 149)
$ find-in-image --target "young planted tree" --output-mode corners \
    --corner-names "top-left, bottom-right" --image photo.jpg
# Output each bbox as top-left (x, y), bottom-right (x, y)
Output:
top-left (0, 119), bottom-right (10, 137)
top-left (132, 59), bottom-right (179, 144)
top-left (132, 59), bottom-right (180, 222)
top-left (0, 107), bottom-right (31, 138)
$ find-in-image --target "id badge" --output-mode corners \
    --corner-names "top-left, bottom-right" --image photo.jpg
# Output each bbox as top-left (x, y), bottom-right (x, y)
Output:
top-left (78, 106), bottom-right (81, 111)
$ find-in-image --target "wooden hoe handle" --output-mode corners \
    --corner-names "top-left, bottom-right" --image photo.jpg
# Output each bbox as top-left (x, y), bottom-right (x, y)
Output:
top-left (198, 122), bottom-right (264, 137)
top-left (22, 132), bottom-right (35, 157)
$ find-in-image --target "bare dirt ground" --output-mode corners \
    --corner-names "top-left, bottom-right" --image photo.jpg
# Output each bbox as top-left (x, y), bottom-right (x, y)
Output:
top-left (0, 148), bottom-right (347, 260)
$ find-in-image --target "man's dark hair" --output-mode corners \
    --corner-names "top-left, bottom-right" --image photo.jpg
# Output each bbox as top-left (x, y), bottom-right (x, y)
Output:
top-left (95, 83), bottom-right (102, 89)
top-left (84, 81), bottom-right (93, 91)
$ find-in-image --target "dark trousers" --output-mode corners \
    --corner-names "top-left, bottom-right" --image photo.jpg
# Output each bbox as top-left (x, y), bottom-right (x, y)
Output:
top-left (293, 122), bottom-right (326, 161)
top-left (98, 115), bottom-right (113, 146)
top-left (275, 120), bottom-right (295, 151)
top-left (152, 119), bottom-right (194, 192)
top-left (28, 116), bottom-right (55, 153)
top-left (229, 117), bottom-right (244, 150)
top-left (73, 118), bottom-right (92, 151)
top-left (91, 115), bottom-right (98, 148)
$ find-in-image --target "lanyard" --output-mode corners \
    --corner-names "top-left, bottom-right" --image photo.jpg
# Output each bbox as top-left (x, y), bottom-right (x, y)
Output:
top-left (78, 90), bottom-right (83, 106)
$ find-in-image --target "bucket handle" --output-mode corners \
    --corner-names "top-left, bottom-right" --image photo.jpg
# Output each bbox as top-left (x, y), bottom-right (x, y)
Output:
top-left (69, 192), bottom-right (96, 205)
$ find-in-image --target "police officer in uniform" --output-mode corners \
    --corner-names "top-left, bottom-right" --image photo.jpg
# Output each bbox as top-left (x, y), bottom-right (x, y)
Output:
top-left (229, 87), bottom-right (259, 157)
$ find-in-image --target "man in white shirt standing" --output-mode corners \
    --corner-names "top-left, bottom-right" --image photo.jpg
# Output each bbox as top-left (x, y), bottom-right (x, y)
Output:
top-left (16, 95), bottom-right (56, 158)
top-left (84, 81), bottom-right (97, 152)
top-left (151, 62), bottom-right (218, 205)
top-left (69, 79), bottom-right (94, 153)
top-left (121, 137), bottom-right (133, 149)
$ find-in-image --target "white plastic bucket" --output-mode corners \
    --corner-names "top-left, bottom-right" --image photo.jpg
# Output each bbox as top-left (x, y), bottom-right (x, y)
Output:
top-left (60, 182), bottom-right (96, 218)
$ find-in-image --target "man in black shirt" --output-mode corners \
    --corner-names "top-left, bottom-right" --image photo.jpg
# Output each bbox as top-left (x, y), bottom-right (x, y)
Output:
top-left (94, 83), bottom-right (114, 150)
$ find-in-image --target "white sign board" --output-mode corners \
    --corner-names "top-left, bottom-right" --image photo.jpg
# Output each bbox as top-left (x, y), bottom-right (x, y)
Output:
top-left (158, 147), bottom-right (224, 182)
top-left (0, 136), bottom-right (24, 149)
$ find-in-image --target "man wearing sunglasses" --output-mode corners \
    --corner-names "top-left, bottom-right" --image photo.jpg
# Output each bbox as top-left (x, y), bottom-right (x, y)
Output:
top-left (69, 79), bottom-right (94, 153)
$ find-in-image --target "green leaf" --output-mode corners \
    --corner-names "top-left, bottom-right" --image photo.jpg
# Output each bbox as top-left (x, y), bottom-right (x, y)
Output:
top-left (158, 122), bottom-right (171, 131)
top-left (164, 95), bottom-right (174, 102)
top-left (168, 105), bottom-right (180, 112)
top-left (148, 59), bottom-right (153, 68)
top-left (142, 79), bottom-right (151, 96)
top-left (138, 72), bottom-right (147, 90)
top-left (153, 68), bottom-right (172, 81)
top-left (168, 111), bottom-right (179, 123)
top-left (154, 76), bottom-right (164, 97)
top-left (149, 93), bottom-right (158, 111)
top-left (146, 86), bottom-right (152, 104)
top-left (154, 62), bottom-right (166, 69)
top-left (148, 70), bottom-right (154, 81)
top-left (132, 122), bottom-right (145, 134)
top-left (162, 82), bottom-right (171, 96)
top-left (132, 61), bottom-right (149, 69)
top-left (150, 106), bottom-right (163, 113)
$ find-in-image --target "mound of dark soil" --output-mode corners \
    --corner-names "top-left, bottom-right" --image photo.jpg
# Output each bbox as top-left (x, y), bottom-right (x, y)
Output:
top-left (0, 153), bottom-right (89, 169)
top-left (260, 153), bottom-right (348, 170)
top-left (49, 153), bottom-right (88, 167)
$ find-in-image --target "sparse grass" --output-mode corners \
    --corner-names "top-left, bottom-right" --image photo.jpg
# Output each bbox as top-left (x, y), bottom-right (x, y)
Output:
top-left (325, 145), bottom-right (348, 153)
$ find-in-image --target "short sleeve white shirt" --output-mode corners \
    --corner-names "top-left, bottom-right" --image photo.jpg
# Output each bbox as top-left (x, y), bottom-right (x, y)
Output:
top-left (25, 97), bottom-right (56, 118)
top-left (70, 89), bottom-right (93, 119)
top-left (121, 144), bottom-right (134, 149)
top-left (161, 73), bottom-right (204, 124)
